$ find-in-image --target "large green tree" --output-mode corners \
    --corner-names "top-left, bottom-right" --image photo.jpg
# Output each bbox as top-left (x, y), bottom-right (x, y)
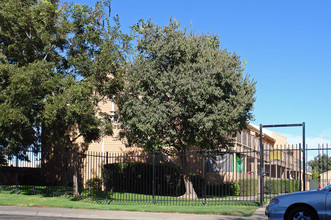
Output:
top-left (308, 154), bottom-right (331, 174)
top-left (0, 0), bottom-right (129, 159)
top-left (118, 19), bottom-right (256, 197)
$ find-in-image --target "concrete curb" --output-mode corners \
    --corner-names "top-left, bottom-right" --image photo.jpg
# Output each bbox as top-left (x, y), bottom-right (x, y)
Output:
top-left (0, 206), bottom-right (267, 220)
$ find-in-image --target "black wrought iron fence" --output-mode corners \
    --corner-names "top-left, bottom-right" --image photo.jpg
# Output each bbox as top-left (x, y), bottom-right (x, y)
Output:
top-left (263, 145), bottom-right (304, 202)
top-left (1, 145), bottom-right (325, 206)
top-left (306, 144), bottom-right (331, 190)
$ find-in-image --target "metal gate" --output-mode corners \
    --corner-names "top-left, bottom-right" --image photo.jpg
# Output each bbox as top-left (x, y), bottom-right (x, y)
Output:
top-left (261, 143), bottom-right (304, 205)
top-left (259, 123), bottom-right (306, 207)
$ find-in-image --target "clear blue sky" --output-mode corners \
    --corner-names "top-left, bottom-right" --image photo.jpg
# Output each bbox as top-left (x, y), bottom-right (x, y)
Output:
top-left (73, 0), bottom-right (331, 149)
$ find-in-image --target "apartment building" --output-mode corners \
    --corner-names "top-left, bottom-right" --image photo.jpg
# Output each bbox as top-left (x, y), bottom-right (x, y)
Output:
top-left (81, 98), bottom-right (307, 186)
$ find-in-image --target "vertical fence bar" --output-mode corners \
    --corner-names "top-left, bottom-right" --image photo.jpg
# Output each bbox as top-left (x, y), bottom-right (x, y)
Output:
top-left (299, 143), bottom-right (302, 191)
top-left (105, 152), bottom-right (109, 204)
top-left (302, 122), bottom-right (306, 191)
top-left (15, 155), bottom-right (18, 195)
top-left (328, 144), bottom-right (329, 187)
top-left (281, 145), bottom-right (290, 193)
top-left (152, 150), bottom-right (155, 205)
top-left (259, 124), bottom-right (264, 207)
top-left (121, 152), bottom-right (123, 203)
top-left (204, 149), bottom-right (207, 206)
top-left (65, 151), bottom-right (68, 199)
top-left (327, 144), bottom-right (329, 187)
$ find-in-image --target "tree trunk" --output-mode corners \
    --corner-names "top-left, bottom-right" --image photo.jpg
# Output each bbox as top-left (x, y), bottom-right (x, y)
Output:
top-left (180, 151), bottom-right (198, 199)
top-left (72, 152), bottom-right (79, 196)
top-left (73, 172), bottom-right (79, 196)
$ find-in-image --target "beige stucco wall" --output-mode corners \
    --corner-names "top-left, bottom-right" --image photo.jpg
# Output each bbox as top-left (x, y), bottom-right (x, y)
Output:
top-left (80, 97), bottom-right (289, 157)
top-left (87, 125), bottom-right (126, 153)
top-left (76, 96), bottom-right (129, 153)
top-left (320, 170), bottom-right (331, 188)
top-left (267, 130), bottom-right (287, 146)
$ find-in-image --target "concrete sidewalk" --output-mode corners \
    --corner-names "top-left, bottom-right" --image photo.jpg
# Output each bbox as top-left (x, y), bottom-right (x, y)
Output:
top-left (0, 206), bottom-right (267, 220)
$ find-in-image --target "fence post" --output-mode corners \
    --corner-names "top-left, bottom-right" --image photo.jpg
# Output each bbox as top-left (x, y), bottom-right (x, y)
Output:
top-left (299, 143), bottom-right (302, 191)
top-left (152, 150), bottom-right (155, 205)
top-left (65, 152), bottom-right (68, 199)
top-left (15, 155), bottom-right (18, 195)
top-left (72, 151), bottom-right (79, 196)
top-left (302, 122), bottom-right (306, 191)
top-left (105, 152), bottom-right (109, 205)
top-left (204, 149), bottom-right (207, 206)
top-left (259, 124), bottom-right (264, 207)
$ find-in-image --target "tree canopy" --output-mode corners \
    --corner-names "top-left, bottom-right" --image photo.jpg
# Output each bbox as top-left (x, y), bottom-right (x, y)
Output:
top-left (119, 19), bottom-right (256, 153)
top-left (308, 154), bottom-right (331, 174)
top-left (0, 0), bottom-right (130, 158)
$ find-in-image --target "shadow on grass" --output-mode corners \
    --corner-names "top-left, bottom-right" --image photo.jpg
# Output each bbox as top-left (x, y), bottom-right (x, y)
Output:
top-left (0, 185), bottom-right (261, 207)
top-left (0, 185), bottom-right (74, 198)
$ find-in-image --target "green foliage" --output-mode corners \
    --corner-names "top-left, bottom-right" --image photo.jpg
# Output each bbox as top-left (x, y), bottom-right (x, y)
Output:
top-left (238, 179), bottom-right (258, 196)
top-left (308, 154), bottom-right (331, 174)
top-left (85, 178), bottom-right (102, 191)
top-left (103, 162), bottom-right (185, 196)
top-left (0, 0), bottom-right (130, 157)
top-left (119, 19), bottom-right (256, 152)
top-left (188, 174), bottom-right (204, 197)
top-left (312, 168), bottom-right (320, 180)
top-left (264, 179), bottom-right (300, 194)
top-left (0, 166), bottom-right (44, 185)
top-left (103, 162), bottom-right (240, 198)
top-left (232, 183), bottom-right (240, 196)
top-left (0, 148), bottom-right (6, 166)
top-left (190, 174), bottom-right (239, 197)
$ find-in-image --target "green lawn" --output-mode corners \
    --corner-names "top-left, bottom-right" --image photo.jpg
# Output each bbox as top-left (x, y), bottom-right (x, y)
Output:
top-left (0, 185), bottom-right (260, 205)
top-left (0, 190), bottom-right (259, 217)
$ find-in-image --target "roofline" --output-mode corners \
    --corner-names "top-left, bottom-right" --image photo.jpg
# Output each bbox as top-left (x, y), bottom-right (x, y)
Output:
top-left (247, 123), bottom-right (276, 142)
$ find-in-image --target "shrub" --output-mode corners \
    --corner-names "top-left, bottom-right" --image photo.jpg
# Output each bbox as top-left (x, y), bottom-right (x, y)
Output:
top-left (86, 177), bottom-right (102, 190)
top-left (180, 174), bottom-right (240, 197)
top-left (189, 174), bottom-right (204, 197)
top-left (103, 162), bottom-right (244, 198)
top-left (103, 163), bottom-right (242, 198)
top-left (264, 179), bottom-right (300, 194)
top-left (238, 178), bottom-right (258, 196)
top-left (206, 183), bottom-right (240, 197)
top-left (231, 183), bottom-right (240, 196)
top-left (103, 162), bottom-right (185, 196)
